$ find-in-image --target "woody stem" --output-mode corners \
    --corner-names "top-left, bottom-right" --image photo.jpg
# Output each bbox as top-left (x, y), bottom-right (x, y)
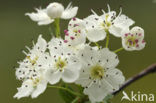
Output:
top-left (112, 64), bottom-right (156, 95)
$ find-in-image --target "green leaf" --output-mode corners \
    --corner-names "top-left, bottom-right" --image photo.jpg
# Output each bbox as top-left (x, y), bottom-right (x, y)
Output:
top-left (59, 84), bottom-right (76, 103)
top-left (103, 94), bottom-right (114, 103)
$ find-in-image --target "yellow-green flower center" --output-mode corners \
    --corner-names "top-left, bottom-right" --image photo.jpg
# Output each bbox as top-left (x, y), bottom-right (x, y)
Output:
top-left (101, 14), bottom-right (112, 30)
top-left (27, 56), bottom-right (39, 65)
top-left (125, 35), bottom-right (138, 47)
top-left (55, 57), bottom-right (67, 71)
top-left (90, 64), bottom-right (105, 79)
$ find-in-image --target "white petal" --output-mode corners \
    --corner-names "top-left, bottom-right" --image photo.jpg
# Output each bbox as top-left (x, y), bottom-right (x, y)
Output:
top-left (48, 38), bottom-right (69, 56)
top-left (45, 69), bottom-right (62, 84)
top-left (109, 25), bottom-right (123, 37)
top-left (66, 29), bottom-right (86, 46)
top-left (131, 26), bottom-right (144, 38)
top-left (78, 46), bottom-right (98, 65)
top-left (137, 41), bottom-right (146, 50)
top-left (62, 65), bottom-right (80, 83)
top-left (75, 68), bottom-right (91, 87)
top-left (38, 19), bottom-right (54, 25)
top-left (35, 35), bottom-right (47, 52)
top-left (84, 83), bottom-right (109, 103)
top-left (109, 14), bottom-right (134, 37)
top-left (99, 48), bottom-right (119, 68)
top-left (61, 3), bottom-right (78, 19)
top-left (114, 14), bottom-right (135, 29)
top-left (14, 80), bottom-right (34, 99)
top-left (105, 68), bottom-right (125, 89)
top-left (86, 27), bottom-right (106, 42)
top-left (84, 14), bottom-right (103, 25)
top-left (25, 8), bottom-right (53, 25)
top-left (31, 79), bottom-right (47, 98)
top-left (15, 67), bottom-right (28, 80)
top-left (68, 18), bottom-right (85, 29)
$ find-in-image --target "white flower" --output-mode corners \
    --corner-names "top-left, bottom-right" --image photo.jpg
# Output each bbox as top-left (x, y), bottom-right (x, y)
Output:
top-left (85, 5), bottom-right (134, 38)
top-left (64, 18), bottom-right (86, 46)
top-left (121, 26), bottom-right (146, 51)
top-left (14, 35), bottom-right (49, 99)
top-left (76, 46), bottom-right (125, 103)
top-left (25, 2), bottom-right (78, 25)
top-left (14, 73), bottom-right (47, 99)
top-left (45, 38), bottom-right (81, 84)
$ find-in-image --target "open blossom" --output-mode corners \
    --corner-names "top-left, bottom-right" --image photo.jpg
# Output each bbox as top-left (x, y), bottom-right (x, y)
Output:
top-left (64, 18), bottom-right (91, 54)
top-left (45, 38), bottom-right (81, 84)
top-left (65, 17), bottom-right (106, 44)
top-left (84, 5), bottom-right (134, 38)
top-left (14, 35), bottom-right (49, 99)
top-left (121, 26), bottom-right (146, 51)
top-left (76, 46), bottom-right (125, 103)
top-left (25, 2), bottom-right (78, 25)
top-left (64, 18), bottom-right (86, 46)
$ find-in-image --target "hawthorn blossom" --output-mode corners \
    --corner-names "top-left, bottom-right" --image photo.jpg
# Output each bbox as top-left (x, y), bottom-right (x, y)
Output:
top-left (14, 35), bottom-right (49, 99)
top-left (64, 18), bottom-right (86, 46)
top-left (26, 2), bottom-right (78, 25)
top-left (84, 5), bottom-right (134, 38)
top-left (121, 26), bottom-right (146, 51)
top-left (76, 46), bottom-right (125, 103)
top-left (45, 38), bottom-right (81, 84)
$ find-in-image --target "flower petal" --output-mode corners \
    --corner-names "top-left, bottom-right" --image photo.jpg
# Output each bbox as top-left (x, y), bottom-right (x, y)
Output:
top-left (84, 83), bottom-right (109, 103)
top-left (25, 8), bottom-right (53, 25)
top-left (14, 80), bottom-right (34, 99)
top-left (109, 25), bottom-right (123, 37)
top-left (114, 14), bottom-right (135, 29)
top-left (61, 2), bottom-right (78, 19)
top-left (31, 79), bottom-right (47, 98)
top-left (38, 19), bottom-right (54, 25)
top-left (99, 48), bottom-right (119, 68)
top-left (62, 65), bottom-right (80, 83)
top-left (105, 68), bottom-right (125, 89)
top-left (34, 35), bottom-right (47, 52)
top-left (45, 69), bottom-right (62, 84)
top-left (86, 27), bottom-right (106, 42)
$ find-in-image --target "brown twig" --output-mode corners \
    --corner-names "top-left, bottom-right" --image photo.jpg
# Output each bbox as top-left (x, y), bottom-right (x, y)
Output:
top-left (113, 63), bottom-right (156, 95)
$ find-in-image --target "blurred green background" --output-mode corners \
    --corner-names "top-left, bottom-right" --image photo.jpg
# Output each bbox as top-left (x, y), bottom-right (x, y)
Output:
top-left (0, 0), bottom-right (156, 103)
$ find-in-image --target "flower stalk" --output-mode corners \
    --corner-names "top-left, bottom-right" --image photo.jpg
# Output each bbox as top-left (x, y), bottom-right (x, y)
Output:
top-left (105, 30), bottom-right (109, 48)
top-left (95, 42), bottom-right (100, 49)
top-left (114, 47), bottom-right (124, 53)
top-left (54, 18), bottom-right (61, 38)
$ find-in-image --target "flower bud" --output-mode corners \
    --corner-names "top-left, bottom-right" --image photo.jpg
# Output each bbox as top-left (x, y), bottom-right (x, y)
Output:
top-left (46, 2), bottom-right (64, 19)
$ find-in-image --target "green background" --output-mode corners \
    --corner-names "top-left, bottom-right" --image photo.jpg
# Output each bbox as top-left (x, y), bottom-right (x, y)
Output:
top-left (0, 0), bottom-right (156, 103)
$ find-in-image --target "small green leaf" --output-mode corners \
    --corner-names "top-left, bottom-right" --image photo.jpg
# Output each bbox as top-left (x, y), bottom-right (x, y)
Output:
top-left (59, 84), bottom-right (76, 103)
top-left (103, 94), bottom-right (114, 103)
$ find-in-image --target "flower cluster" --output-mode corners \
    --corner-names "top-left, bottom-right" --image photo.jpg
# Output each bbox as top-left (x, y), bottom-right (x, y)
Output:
top-left (14, 2), bottom-right (146, 103)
